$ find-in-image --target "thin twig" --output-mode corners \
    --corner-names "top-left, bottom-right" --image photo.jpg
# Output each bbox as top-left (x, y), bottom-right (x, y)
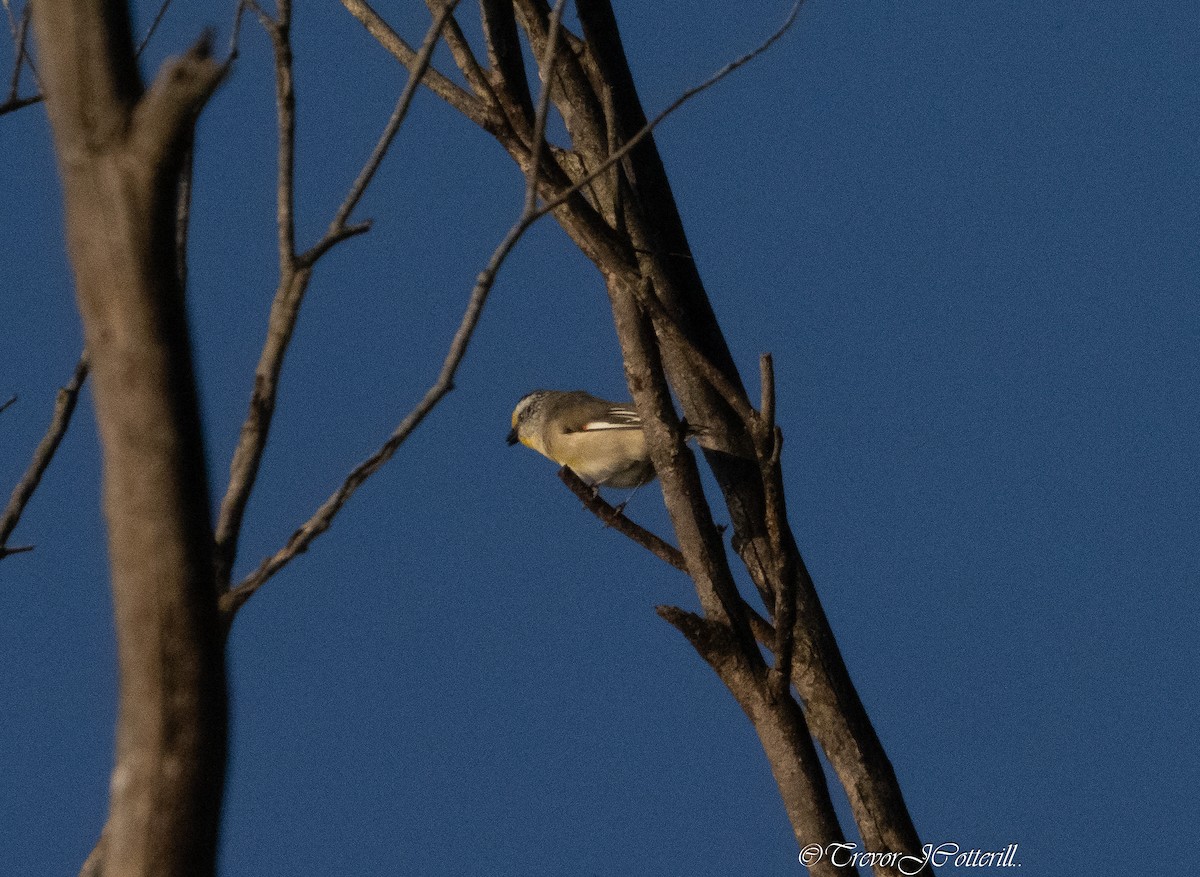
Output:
top-left (306, 0), bottom-right (461, 265)
top-left (222, 205), bottom-right (535, 615)
top-left (0, 93), bottom-right (40, 115)
top-left (134, 0), bottom-right (174, 58)
top-left (1, 0), bottom-right (16, 41)
top-left (227, 0), bottom-right (250, 58)
top-left (212, 0), bottom-right (301, 585)
top-left (5, 0), bottom-right (28, 101)
top-left (0, 0), bottom-right (38, 114)
top-left (215, 3), bottom-right (456, 586)
top-left (222, 1), bottom-right (568, 615)
top-left (423, 0), bottom-right (493, 102)
top-left (558, 467), bottom-right (688, 573)
top-left (523, 0), bottom-right (567, 215)
top-left (0, 395), bottom-right (14, 416)
top-left (0, 354), bottom-right (89, 559)
top-left (339, 0), bottom-right (494, 127)
top-left (532, 0), bottom-right (804, 224)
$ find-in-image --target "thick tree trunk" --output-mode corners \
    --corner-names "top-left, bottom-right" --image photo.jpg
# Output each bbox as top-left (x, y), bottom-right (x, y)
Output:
top-left (31, 3), bottom-right (227, 875)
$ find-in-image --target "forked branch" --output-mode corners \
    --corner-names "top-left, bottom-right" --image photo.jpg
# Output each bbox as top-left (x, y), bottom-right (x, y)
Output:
top-left (222, 0), bottom-right (568, 617)
top-left (214, 2), bottom-right (460, 589)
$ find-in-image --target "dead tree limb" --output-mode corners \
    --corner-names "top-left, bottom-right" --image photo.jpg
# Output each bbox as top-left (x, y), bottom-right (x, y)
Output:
top-left (221, 0), bottom-right (566, 617)
top-left (213, 1), bottom-right (459, 591)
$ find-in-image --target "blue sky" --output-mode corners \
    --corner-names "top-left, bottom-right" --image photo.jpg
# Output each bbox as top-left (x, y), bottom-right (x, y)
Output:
top-left (2, 1), bottom-right (1197, 874)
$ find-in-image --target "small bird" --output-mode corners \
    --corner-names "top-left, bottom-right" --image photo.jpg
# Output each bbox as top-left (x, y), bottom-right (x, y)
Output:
top-left (507, 390), bottom-right (656, 488)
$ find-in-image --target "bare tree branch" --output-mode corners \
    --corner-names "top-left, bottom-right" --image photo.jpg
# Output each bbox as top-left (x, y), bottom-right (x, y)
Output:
top-left (479, 0), bottom-right (535, 130)
top-left (340, 0), bottom-right (498, 130)
top-left (633, 278), bottom-right (762, 436)
top-left (655, 603), bottom-right (856, 877)
top-left (532, 0), bottom-right (803, 226)
top-left (0, 395), bottom-right (15, 416)
top-left (557, 466), bottom-right (688, 573)
top-left (306, 1), bottom-right (460, 264)
top-left (339, 2), bottom-right (638, 279)
top-left (4, 0), bottom-right (29, 101)
top-left (0, 0), bottom-right (39, 115)
top-left (134, 0), bottom-right (174, 58)
top-left (214, 3), bottom-right (458, 588)
top-left (423, 0), bottom-right (493, 103)
top-left (0, 355), bottom-right (88, 560)
top-left (513, 0), bottom-right (607, 160)
top-left (221, 0), bottom-right (568, 617)
top-left (222, 197), bottom-right (536, 616)
top-left (0, 93), bottom-right (39, 114)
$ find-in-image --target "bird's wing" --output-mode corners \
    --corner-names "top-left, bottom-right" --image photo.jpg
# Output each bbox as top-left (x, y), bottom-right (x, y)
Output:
top-left (571, 402), bottom-right (642, 432)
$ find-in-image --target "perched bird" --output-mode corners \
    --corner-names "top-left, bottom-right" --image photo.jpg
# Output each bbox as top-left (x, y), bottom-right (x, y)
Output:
top-left (507, 390), bottom-right (656, 488)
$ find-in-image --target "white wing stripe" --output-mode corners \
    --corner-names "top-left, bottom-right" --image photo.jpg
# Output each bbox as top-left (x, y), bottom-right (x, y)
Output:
top-left (580, 420), bottom-right (642, 431)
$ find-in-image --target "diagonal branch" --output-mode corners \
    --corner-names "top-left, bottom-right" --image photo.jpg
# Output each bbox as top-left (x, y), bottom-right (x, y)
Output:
top-left (422, 0), bottom-right (494, 104)
top-left (221, 2), bottom-right (568, 617)
top-left (0, 354), bottom-right (89, 560)
top-left (340, 0), bottom-right (498, 130)
top-left (557, 467), bottom-right (688, 573)
top-left (513, 0), bottom-right (607, 156)
top-left (532, 0), bottom-right (804, 226)
top-left (222, 199), bottom-right (535, 617)
top-left (305, 1), bottom-right (460, 264)
top-left (4, 0), bottom-right (29, 101)
top-left (479, 0), bottom-right (535, 131)
top-left (134, 0), bottom-right (175, 58)
top-left (214, 3), bottom-right (457, 587)
top-left (633, 278), bottom-right (762, 437)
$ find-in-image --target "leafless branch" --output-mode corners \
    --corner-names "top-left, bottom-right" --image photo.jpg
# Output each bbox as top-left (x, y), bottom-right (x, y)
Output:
top-left (523, 0), bottom-right (567, 214)
top-left (633, 278), bottom-right (762, 436)
top-left (340, 0), bottom-right (497, 129)
top-left (531, 0), bottom-right (804, 225)
top-left (221, 5), bottom-right (567, 615)
top-left (558, 466), bottom-right (688, 573)
top-left (214, 3), bottom-right (458, 587)
top-left (4, 0), bottom-right (28, 100)
top-left (479, 0), bottom-right (534, 130)
top-left (513, 0), bottom-right (607, 156)
top-left (134, 0), bottom-right (174, 58)
top-left (423, 0), bottom-right (493, 102)
top-left (0, 0), bottom-right (39, 114)
top-left (0, 354), bottom-right (88, 560)
top-left (222, 202), bottom-right (533, 616)
top-left (305, 0), bottom-right (460, 265)
top-left (0, 93), bottom-right (39, 115)
top-left (0, 395), bottom-right (14, 415)
top-left (759, 352), bottom-right (776, 439)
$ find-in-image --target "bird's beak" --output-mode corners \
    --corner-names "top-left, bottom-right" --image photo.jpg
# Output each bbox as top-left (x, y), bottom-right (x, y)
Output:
top-left (506, 428), bottom-right (519, 446)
